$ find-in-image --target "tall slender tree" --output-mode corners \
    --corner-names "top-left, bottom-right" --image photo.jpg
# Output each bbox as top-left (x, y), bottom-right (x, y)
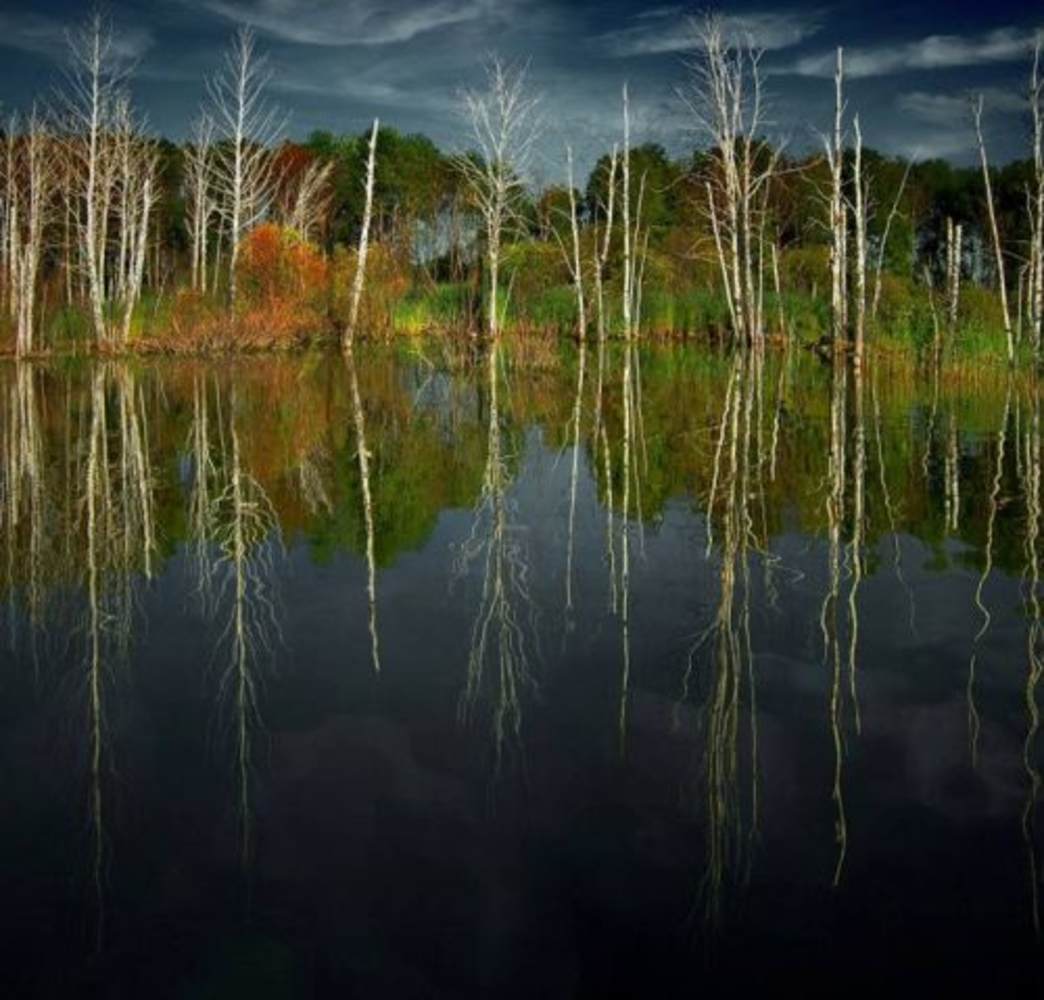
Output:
top-left (206, 26), bottom-right (283, 309)
top-left (454, 56), bottom-right (541, 340)
top-left (680, 13), bottom-right (778, 347)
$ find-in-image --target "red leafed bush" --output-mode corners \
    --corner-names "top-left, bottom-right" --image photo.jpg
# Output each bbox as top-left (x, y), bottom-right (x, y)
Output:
top-left (234, 223), bottom-right (331, 344)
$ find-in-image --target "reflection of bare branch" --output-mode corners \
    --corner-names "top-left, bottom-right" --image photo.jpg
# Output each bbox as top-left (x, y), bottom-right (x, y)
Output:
top-left (188, 374), bottom-right (220, 614)
top-left (683, 351), bottom-right (763, 924)
top-left (84, 369), bottom-right (108, 954)
top-left (969, 382), bottom-right (1011, 767)
top-left (870, 374), bottom-right (917, 638)
top-left (1019, 394), bottom-right (1042, 934)
top-left (345, 347), bottom-right (381, 674)
top-left (847, 373), bottom-right (866, 736)
top-left (564, 340), bottom-right (588, 620)
top-left (74, 364), bottom-right (158, 950)
top-left (617, 340), bottom-right (637, 752)
top-left (821, 361), bottom-right (848, 886)
top-left (210, 394), bottom-right (280, 869)
top-left (456, 343), bottom-right (535, 784)
top-left (3, 365), bottom-right (48, 649)
top-left (944, 413), bottom-right (960, 534)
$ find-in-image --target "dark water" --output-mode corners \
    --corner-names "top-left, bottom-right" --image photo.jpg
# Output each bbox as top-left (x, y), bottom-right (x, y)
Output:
top-left (1, 345), bottom-right (1042, 996)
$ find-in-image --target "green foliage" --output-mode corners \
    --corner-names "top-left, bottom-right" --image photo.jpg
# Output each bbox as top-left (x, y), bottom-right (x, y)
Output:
top-left (48, 306), bottom-right (94, 348)
top-left (393, 284), bottom-right (471, 333)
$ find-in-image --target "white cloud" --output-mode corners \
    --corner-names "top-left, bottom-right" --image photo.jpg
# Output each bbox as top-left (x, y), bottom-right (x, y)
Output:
top-left (788, 27), bottom-right (1032, 78)
top-left (199, 0), bottom-right (500, 47)
top-left (898, 87), bottom-right (1024, 124)
top-left (0, 11), bottom-right (154, 62)
top-left (595, 9), bottom-right (824, 58)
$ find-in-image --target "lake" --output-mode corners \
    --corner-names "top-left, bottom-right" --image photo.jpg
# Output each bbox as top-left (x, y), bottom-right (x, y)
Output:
top-left (1, 343), bottom-right (1042, 995)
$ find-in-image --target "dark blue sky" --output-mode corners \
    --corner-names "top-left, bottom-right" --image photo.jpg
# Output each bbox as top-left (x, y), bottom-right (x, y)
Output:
top-left (0, 1), bottom-right (1039, 179)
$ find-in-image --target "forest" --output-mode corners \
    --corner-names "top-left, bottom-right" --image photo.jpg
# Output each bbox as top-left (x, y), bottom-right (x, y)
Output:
top-left (0, 10), bottom-right (1042, 365)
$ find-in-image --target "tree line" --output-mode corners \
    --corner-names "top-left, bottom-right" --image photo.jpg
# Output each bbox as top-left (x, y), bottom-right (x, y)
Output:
top-left (1, 11), bottom-right (1042, 363)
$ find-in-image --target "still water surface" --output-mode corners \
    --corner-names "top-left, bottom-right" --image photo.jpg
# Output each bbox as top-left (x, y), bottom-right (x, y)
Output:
top-left (1, 345), bottom-right (1043, 995)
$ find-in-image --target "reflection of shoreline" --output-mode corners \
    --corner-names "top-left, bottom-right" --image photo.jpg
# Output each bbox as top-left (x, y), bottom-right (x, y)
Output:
top-left (4, 348), bottom-right (1044, 953)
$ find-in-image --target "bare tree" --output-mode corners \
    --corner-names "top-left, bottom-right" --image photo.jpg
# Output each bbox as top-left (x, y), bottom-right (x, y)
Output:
top-left (591, 146), bottom-right (618, 344)
top-left (680, 13), bottom-right (779, 347)
top-left (6, 110), bottom-right (58, 355)
top-left (851, 114), bottom-right (868, 368)
top-left (871, 157), bottom-right (913, 321)
top-left (564, 146), bottom-right (586, 337)
top-left (1030, 34), bottom-right (1044, 358)
top-left (825, 48), bottom-right (847, 348)
top-left (455, 55), bottom-right (542, 340)
top-left (1, 122), bottom-right (16, 323)
top-left (619, 83), bottom-right (650, 341)
top-left (286, 156), bottom-right (334, 243)
top-left (345, 118), bottom-right (379, 347)
top-left (57, 13), bottom-right (157, 348)
top-left (60, 10), bottom-right (125, 345)
top-left (111, 98), bottom-right (157, 344)
top-left (972, 94), bottom-right (1014, 364)
top-left (185, 113), bottom-right (216, 294)
top-left (946, 217), bottom-right (963, 341)
top-left (206, 26), bottom-right (283, 309)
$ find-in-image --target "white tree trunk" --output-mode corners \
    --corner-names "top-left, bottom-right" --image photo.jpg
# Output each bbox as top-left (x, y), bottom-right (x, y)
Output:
top-left (345, 119), bottom-right (379, 347)
top-left (972, 95), bottom-right (1014, 363)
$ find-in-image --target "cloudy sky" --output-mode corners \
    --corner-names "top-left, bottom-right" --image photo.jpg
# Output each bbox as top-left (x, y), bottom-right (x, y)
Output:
top-left (0, 1), bottom-right (1039, 180)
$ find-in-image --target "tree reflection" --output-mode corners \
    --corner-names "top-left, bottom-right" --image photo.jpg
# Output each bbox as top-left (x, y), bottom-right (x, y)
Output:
top-left (210, 387), bottom-right (281, 869)
top-left (2, 364), bottom-right (48, 656)
top-left (1018, 390), bottom-right (1042, 933)
top-left (684, 350), bottom-right (765, 922)
top-left (456, 341), bottom-right (536, 788)
top-left (345, 345), bottom-right (381, 674)
top-left (79, 364), bottom-right (157, 948)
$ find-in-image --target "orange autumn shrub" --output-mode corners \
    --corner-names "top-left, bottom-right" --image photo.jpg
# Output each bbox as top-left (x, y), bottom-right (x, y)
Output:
top-left (235, 223), bottom-right (332, 344)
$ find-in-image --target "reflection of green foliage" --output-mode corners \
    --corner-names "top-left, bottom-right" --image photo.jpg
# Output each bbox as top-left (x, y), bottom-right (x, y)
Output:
top-left (305, 405), bottom-right (487, 567)
top-left (1, 347), bottom-right (1042, 608)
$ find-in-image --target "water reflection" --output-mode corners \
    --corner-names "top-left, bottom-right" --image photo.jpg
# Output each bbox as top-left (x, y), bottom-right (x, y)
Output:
top-left (686, 350), bottom-right (764, 921)
top-left (345, 346), bottom-right (382, 675)
top-left (1, 349), bottom-right (1043, 990)
top-left (455, 341), bottom-right (536, 787)
top-left (1018, 390), bottom-right (1043, 932)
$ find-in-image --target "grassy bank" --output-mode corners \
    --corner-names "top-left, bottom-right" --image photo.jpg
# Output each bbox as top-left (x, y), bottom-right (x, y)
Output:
top-left (0, 260), bottom-right (1029, 370)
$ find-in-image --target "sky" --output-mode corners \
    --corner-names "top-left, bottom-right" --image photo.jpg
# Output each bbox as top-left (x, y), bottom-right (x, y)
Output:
top-left (0, 1), bottom-right (1040, 182)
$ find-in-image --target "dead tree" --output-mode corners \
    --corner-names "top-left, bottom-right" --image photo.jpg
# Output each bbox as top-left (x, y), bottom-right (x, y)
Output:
top-left (972, 94), bottom-right (1014, 364)
top-left (454, 56), bottom-right (541, 340)
top-left (60, 10), bottom-right (124, 345)
top-left (1030, 34), bottom-right (1044, 358)
top-left (345, 119), bottom-right (378, 347)
top-left (6, 111), bottom-right (57, 355)
top-left (680, 13), bottom-right (779, 347)
top-left (825, 48), bottom-right (848, 348)
top-left (287, 157), bottom-right (334, 243)
top-left (946, 217), bottom-right (963, 341)
top-left (206, 26), bottom-right (283, 310)
top-left (185, 113), bottom-right (216, 294)
top-left (565, 146), bottom-right (586, 338)
top-left (852, 114), bottom-right (868, 368)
